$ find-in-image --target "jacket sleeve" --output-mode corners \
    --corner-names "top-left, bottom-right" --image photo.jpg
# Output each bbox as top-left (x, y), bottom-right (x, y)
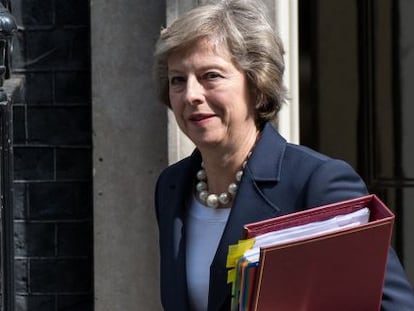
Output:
top-left (306, 159), bottom-right (414, 311)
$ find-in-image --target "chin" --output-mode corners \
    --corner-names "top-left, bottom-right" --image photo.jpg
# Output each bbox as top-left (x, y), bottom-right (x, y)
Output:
top-left (188, 131), bottom-right (224, 146)
top-left (192, 137), bottom-right (222, 149)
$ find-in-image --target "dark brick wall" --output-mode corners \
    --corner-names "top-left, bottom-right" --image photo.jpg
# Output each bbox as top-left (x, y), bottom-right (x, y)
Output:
top-left (10, 0), bottom-right (93, 310)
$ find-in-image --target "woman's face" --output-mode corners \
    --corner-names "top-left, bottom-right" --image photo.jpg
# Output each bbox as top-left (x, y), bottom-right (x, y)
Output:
top-left (167, 40), bottom-right (257, 150)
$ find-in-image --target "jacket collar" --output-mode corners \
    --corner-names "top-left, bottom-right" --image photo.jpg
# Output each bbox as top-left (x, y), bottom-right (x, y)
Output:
top-left (248, 122), bottom-right (286, 181)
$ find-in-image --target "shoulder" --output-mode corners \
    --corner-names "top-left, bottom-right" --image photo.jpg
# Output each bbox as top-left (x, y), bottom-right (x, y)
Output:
top-left (284, 142), bottom-right (358, 177)
top-left (154, 153), bottom-right (197, 223)
top-left (158, 155), bottom-right (193, 181)
top-left (279, 141), bottom-right (350, 180)
top-left (259, 122), bottom-right (341, 167)
top-left (283, 143), bottom-right (367, 206)
top-left (253, 123), bottom-right (359, 184)
top-left (155, 150), bottom-right (201, 197)
top-left (158, 148), bottom-right (202, 179)
top-left (285, 142), bottom-right (331, 163)
top-left (257, 126), bottom-right (367, 206)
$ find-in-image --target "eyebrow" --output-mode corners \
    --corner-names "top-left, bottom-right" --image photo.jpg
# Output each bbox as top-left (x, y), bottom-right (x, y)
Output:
top-left (167, 69), bottom-right (183, 75)
top-left (168, 63), bottom-right (228, 75)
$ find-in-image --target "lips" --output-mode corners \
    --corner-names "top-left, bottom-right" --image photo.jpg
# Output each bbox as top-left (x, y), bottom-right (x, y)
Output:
top-left (188, 113), bottom-right (216, 122)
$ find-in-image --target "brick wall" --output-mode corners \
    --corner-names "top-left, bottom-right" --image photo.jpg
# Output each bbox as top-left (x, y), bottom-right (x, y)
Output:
top-left (10, 0), bottom-right (93, 310)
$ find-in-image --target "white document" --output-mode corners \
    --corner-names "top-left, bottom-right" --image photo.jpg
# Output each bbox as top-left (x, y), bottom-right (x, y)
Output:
top-left (243, 207), bottom-right (370, 262)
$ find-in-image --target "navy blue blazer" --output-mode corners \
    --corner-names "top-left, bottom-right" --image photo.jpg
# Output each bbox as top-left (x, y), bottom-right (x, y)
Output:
top-left (155, 123), bottom-right (414, 311)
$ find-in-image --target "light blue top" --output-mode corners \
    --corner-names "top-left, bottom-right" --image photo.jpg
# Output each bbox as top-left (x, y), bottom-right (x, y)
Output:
top-left (185, 195), bottom-right (231, 311)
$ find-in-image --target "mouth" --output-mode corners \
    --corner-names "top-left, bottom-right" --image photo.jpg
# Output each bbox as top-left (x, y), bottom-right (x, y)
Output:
top-left (188, 113), bottom-right (216, 122)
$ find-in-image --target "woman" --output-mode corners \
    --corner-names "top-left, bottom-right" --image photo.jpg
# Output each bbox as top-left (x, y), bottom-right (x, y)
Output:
top-left (153, 0), bottom-right (414, 310)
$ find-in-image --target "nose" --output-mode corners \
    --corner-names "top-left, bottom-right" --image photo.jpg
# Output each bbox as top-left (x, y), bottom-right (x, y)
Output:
top-left (184, 76), bottom-right (204, 105)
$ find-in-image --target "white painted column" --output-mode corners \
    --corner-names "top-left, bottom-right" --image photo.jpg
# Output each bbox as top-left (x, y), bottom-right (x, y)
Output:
top-left (274, 0), bottom-right (300, 144)
top-left (166, 0), bottom-right (197, 164)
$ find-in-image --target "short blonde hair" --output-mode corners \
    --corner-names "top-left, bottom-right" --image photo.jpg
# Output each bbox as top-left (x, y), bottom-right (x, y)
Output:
top-left (153, 0), bottom-right (287, 128)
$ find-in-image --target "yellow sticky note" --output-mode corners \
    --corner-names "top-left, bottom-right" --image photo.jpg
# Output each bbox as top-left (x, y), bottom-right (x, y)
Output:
top-left (227, 268), bottom-right (236, 283)
top-left (226, 238), bottom-right (255, 268)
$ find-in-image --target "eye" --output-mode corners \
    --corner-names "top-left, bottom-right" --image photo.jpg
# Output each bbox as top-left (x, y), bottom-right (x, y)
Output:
top-left (169, 76), bottom-right (186, 86)
top-left (204, 71), bottom-right (222, 80)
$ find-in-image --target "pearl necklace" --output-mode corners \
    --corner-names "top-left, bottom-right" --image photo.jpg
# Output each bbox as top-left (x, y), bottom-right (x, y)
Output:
top-left (196, 157), bottom-right (249, 208)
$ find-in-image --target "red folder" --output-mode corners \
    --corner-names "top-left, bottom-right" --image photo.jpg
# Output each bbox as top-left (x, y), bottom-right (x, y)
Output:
top-left (243, 194), bottom-right (394, 311)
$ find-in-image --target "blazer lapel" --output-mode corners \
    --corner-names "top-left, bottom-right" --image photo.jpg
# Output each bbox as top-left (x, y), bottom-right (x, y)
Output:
top-left (161, 151), bottom-right (201, 311)
top-left (208, 123), bottom-right (288, 311)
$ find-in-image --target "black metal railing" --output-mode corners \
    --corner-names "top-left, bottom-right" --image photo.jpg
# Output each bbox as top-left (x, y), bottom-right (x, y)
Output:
top-left (0, 2), bottom-right (16, 310)
top-left (0, 1), bottom-right (15, 85)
